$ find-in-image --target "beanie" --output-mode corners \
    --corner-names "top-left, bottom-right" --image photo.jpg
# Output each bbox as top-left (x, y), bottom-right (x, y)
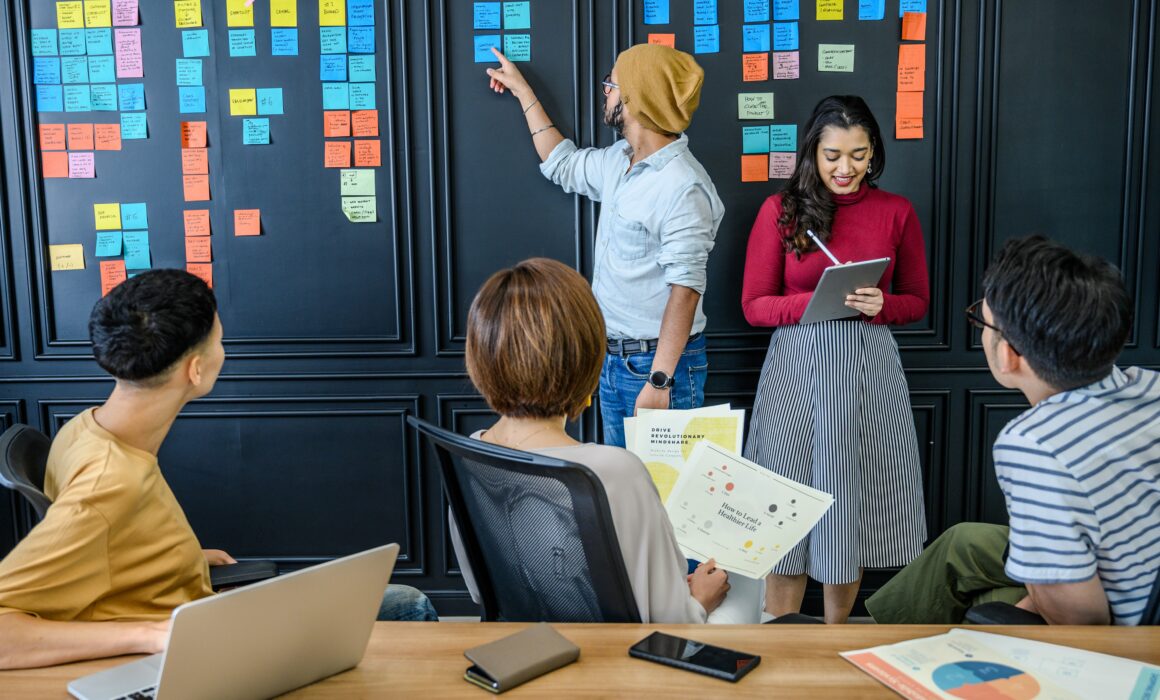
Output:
top-left (614, 44), bottom-right (704, 135)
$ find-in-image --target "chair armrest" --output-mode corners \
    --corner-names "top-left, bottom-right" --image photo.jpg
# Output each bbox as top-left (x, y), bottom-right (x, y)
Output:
top-left (210, 560), bottom-right (278, 591)
top-left (964, 602), bottom-right (1047, 625)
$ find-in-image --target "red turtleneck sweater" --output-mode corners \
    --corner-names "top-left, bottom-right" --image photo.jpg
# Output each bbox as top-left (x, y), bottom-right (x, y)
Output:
top-left (741, 185), bottom-right (930, 327)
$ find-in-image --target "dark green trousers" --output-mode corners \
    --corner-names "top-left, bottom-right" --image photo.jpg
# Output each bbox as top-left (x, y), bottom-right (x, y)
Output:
top-left (865, 523), bottom-right (1027, 624)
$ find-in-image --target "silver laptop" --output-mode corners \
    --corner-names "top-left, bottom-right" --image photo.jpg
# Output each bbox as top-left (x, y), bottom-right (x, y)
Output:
top-left (69, 543), bottom-right (399, 700)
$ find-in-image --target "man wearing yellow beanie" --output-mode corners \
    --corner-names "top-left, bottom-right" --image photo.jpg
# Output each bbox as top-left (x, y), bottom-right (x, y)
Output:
top-left (485, 44), bottom-right (724, 448)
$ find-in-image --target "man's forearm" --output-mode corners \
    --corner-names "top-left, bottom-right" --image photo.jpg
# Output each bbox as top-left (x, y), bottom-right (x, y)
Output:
top-left (516, 91), bottom-right (565, 162)
top-left (651, 285), bottom-right (701, 375)
top-left (0, 613), bottom-right (166, 670)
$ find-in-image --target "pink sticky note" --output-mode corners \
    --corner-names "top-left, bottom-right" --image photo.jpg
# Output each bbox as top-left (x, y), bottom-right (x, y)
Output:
top-left (773, 51), bottom-right (800, 80)
top-left (112, 0), bottom-right (138, 26)
top-left (114, 28), bottom-right (143, 79)
top-left (769, 152), bottom-right (796, 180)
top-left (68, 152), bottom-right (95, 178)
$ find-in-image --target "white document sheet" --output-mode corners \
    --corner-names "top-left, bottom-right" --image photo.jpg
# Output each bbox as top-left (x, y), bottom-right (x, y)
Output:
top-left (625, 405), bottom-right (744, 504)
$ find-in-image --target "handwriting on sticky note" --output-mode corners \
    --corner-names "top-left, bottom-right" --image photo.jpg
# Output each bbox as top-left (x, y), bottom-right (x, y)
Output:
top-left (648, 33), bottom-right (676, 48)
top-left (180, 121), bottom-right (207, 148)
top-left (742, 53), bottom-right (768, 81)
top-left (351, 110), bottom-right (378, 137)
top-left (340, 169), bottom-right (376, 196)
top-left (741, 154), bottom-right (769, 182)
top-left (769, 152), bottom-right (796, 179)
top-left (183, 174), bottom-right (210, 201)
top-left (896, 117), bottom-right (923, 139)
top-left (319, 0), bottom-right (345, 25)
top-left (773, 51), bottom-right (799, 79)
top-left (85, 0), bottom-right (113, 27)
top-left (40, 124), bottom-right (66, 150)
top-left (114, 28), bottom-right (142, 78)
top-left (234, 209), bottom-right (261, 236)
top-left (174, 0), bottom-right (201, 27)
top-left (50, 244), bottom-right (85, 271)
top-left (182, 147), bottom-right (208, 174)
top-left (242, 118), bottom-right (270, 145)
top-left (818, 44), bottom-right (855, 72)
top-left (229, 88), bottom-right (257, 116)
top-left (323, 110), bottom-right (350, 137)
top-left (742, 125), bottom-right (769, 155)
top-left (859, 0), bottom-right (885, 20)
top-left (770, 124), bottom-right (796, 152)
top-left (121, 231), bottom-right (149, 269)
top-left (342, 196), bottom-right (376, 223)
top-left (120, 202), bottom-right (147, 229)
top-left (57, 2), bottom-right (85, 29)
top-left (68, 123), bottom-right (94, 150)
top-left (738, 92), bottom-right (774, 120)
top-left (271, 0), bottom-right (297, 26)
top-left (897, 43), bottom-right (925, 91)
top-left (94, 123), bottom-right (121, 150)
top-left (68, 152), bottom-right (95, 178)
top-left (816, 0), bottom-right (842, 20)
top-left (226, 0), bottom-right (254, 26)
top-left (185, 236), bottom-right (212, 262)
top-left (642, 0), bottom-right (669, 24)
top-left (112, 0), bottom-right (137, 26)
top-left (95, 230), bottom-right (122, 257)
top-left (325, 141), bottom-right (351, 168)
top-left (896, 91), bottom-right (923, 119)
top-left (901, 11), bottom-right (926, 40)
top-left (354, 139), bottom-right (380, 167)
top-left (94, 202), bottom-right (121, 230)
top-left (100, 260), bottom-right (126, 295)
top-left (186, 262), bottom-right (212, 287)
top-left (184, 209), bottom-right (211, 236)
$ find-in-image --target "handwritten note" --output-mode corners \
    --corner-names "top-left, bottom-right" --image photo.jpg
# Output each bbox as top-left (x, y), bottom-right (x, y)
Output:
top-left (57, 2), bottom-right (85, 29)
top-left (318, 0), bottom-right (345, 26)
top-left (901, 11), bottom-right (926, 40)
top-left (229, 29), bottom-right (256, 56)
top-left (816, 0), bottom-right (842, 20)
top-left (323, 110), bottom-right (350, 137)
top-left (120, 111), bottom-right (146, 138)
top-left (769, 124), bottom-right (796, 152)
top-left (31, 30), bottom-right (58, 56)
top-left (95, 123), bottom-right (121, 150)
top-left (186, 263), bottom-right (212, 288)
top-left (647, 33), bottom-right (675, 48)
top-left (182, 29), bottom-right (210, 57)
top-left (473, 34), bottom-right (501, 63)
top-left (67, 123), bottom-right (94, 150)
top-left (60, 56), bottom-right (87, 84)
top-left (270, 0), bottom-right (297, 26)
top-left (504, 1), bottom-right (531, 29)
top-left (743, 24), bottom-right (770, 52)
top-left (86, 28), bottom-right (113, 54)
top-left (59, 29), bottom-right (86, 55)
top-left (322, 83), bottom-right (349, 109)
top-left (348, 0), bottom-right (373, 25)
top-left (897, 43), bottom-right (925, 91)
top-left (351, 110), bottom-right (377, 137)
top-left (858, 0), bottom-right (885, 20)
top-left (36, 86), bottom-right (63, 112)
top-left (183, 174), bottom-right (210, 201)
top-left (744, 0), bottom-right (769, 22)
top-left (100, 260), bottom-right (127, 295)
top-left (354, 139), bottom-right (380, 167)
top-left (174, 0), bottom-right (202, 27)
top-left (185, 236), bottom-right (212, 262)
top-left (114, 28), bottom-right (142, 78)
top-left (772, 0), bottom-right (798, 20)
top-left (40, 124), bottom-right (67, 150)
top-left (348, 55), bottom-right (375, 82)
top-left (773, 22), bottom-right (798, 51)
top-left (742, 125), bottom-right (769, 154)
top-left (90, 83), bottom-right (117, 110)
top-left (95, 231), bottom-right (122, 256)
top-left (181, 147), bottom-right (208, 174)
top-left (117, 83), bottom-right (144, 111)
top-left (340, 168), bottom-right (375, 196)
top-left (818, 44), bottom-right (855, 72)
top-left (41, 152), bottom-right (69, 178)
top-left (234, 209), bottom-right (261, 236)
top-left (773, 51), bottom-right (799, 79)
top-left (738, 92), bottom-right (773, 120)
top-left (741, 154), bottom-right (769, 182)
top-left (112, 0), bottom-right (137, 25)
top-left (184, 209), bottom-right (211, 236)
top-left (320, 54), bottom-right (346, 81)
top-left (693, 25), bottom-right (719, 54)
top-left (693, 0), bottom-right (716, 25)
top-left (742, 53), bottom-right (768, 81)
top-left (643, 0), bottom-right (669, 24)
top-left (229, 88), bottom-right (257, 115)
top-left (122, 231), bottom-right (150, 269)
top-left (503, 33), bottom-right (531, 61)
top-left (180, 120), bottom-right (207, 147)
top-left (320, 26), bottom-right (346, 53)
top-left (176, 58), bottom-right (202, 85)
top-left (271, 28), bottom-right (299, 55)
top-left (349, 83), bottom-right (375, 110)
top-left (120, 202), bottom-right (147, 229)
top-left (242, 118), bottom-right (270, 145)
top-left (769, 152), bottom-right (796, 178)
top-left (51, 244), bottom-right (86, 271)
top-left (474, 3), bottom-right (500, 30)
top-left (325, 141), bottom-right (351, 168)
top-left (226, 0), bottom-right (254, 26)
top-left (94, 203), bottom-right (121, 230)
top-left (257, 88), bottom-right (284, 115)
top-left (900, 0), bottom-right (926, 17)
top-left (348, 26), bottom-right (374, 53)
top-left (64, 85), bottom-right (92, 112)
top-left (68, 152), bottom-right (95, 178)
top-left (342, 196), bottom-right (376, 223)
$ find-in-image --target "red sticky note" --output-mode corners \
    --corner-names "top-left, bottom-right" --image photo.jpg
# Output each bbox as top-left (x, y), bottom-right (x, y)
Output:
top-left (896, 117), bottom-right (923, 140)
top-left (180, 120), bottom-right (207, 148)
top-left (742, 53), bottom-right (769, 82)
top-left (94, 123), bottom-right (122, 150)
top-left (741, 154), bottom-right (769, 182)
top-left (68, 152), bottom-right (95, 178)
top-left (185, 236), bottom-right (212, 262)
top-left (181, 147), bottom-right (209, 175)
top-left (183, 174), bottom-right (210, 201)
top-left (100, 260), bottom-right (127, 296)
top-left (897, 44), bottom-right (925, 91)
top-left (39, 124), bottom-right (66, 150)
top-left (186, 262), bottom-right (212, 288)
top-left (234, 209), bottom-right (260, 236)
top-left (896, 91), bottom-right (923, 119)
top-left (42, 151), bottom-right (69, 178)
top-left (323, 110), bottom-right (350, 137)
top-left (353, 139), bottom-right (380, 167)
top-left (648, 33), bottom-right (676, 48)
top-left (901, 12), bottom-right (926, 41)
top-left (67, 123), bottom-right (94, 150)
top-left (351, 110), bottom-right (378, 137)
top-left (324, 141), bottom-right (351, 168)
top-left (184, 209), bottom-right (211, 236)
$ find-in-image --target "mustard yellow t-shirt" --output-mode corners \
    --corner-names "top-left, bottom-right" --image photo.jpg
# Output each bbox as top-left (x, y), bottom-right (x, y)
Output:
top-left (0, 408), bottom-right (212, 621)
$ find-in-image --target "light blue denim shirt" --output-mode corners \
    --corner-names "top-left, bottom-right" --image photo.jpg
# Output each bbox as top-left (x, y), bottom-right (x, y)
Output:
top-left (539, 135), bottom-right (724, 339)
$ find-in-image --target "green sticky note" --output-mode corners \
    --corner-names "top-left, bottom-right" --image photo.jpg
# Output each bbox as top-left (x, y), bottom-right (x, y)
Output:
top-left (818, 44), bottom-right (855, 72)
top-left (342, 196), bottom-right (376, 223)
top-left (340, 169), bottom-right (376, 196)
top-left (738, 92), bottom-right (774, 120)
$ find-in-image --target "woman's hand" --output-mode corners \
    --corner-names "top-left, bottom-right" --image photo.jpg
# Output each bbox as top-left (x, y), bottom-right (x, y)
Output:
top-left (203, 549), bottom-right (237, 566)
top-left (846, 287), bottom-right (884, 317)
top-left (485, 48), bottom-right (534, 103)
top-left (686, 558), bottom-right (730, 614)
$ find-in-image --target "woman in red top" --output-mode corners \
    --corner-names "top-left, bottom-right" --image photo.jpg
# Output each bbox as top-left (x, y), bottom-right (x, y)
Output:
top-left (741, 95), bottom-right (929, 624)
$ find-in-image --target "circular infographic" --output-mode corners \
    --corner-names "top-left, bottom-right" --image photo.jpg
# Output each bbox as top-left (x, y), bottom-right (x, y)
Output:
top-left (931, 661), bottom-right (1040, 700)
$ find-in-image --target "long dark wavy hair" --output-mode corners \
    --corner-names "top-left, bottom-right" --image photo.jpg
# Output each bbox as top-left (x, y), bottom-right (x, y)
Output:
top-left (778, 95), bottom-right (886, 256)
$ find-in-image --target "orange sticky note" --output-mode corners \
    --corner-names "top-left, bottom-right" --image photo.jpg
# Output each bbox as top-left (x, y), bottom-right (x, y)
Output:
top-left (67, 123), bottom-right (94, 150)
top-left (742, 53), bottom-right (769, 82)
top-left (897, 43), bottom-right (925, 91)
top-left (42, 151), bottom-right (69, 178)
top-left (354, 139), bottom-right (380, 167)
top-left (181, 147), bottom-right (209, 175)
top-left (896, 117), bottom-right (923, 140)
top-left (901, 12), bottom-right (926, 41)
top-left (185, 235), bottom-right (212, 262)
top-left (184, 209), bottom-right (211, 236)
top-left (323, 110), bottom-right (350, 137)
top-left (896, 91), bottom-right (923, 119)
top-left (741, 154), bottom-right (769, 182)
top-left (180, 120), bottom-right (207, 148)
top-left (351, 110), bottom-right (378, 137)
top-left (94, 123), bottom-right (121, 150)
top-left (324, 141), bottom-right (351, 168)
top-left (100, 260), bottom-right (127, 296)
top-left (39, 124), bottom-right (66, 150)
top-left (183, 174), bottom-right (210, 201)
top-left (186, 262), bottom-right (212, 288)
top-left (648, 33), bottom-right (676, 48)
top-left (234, 209), bottom-right (260, 236)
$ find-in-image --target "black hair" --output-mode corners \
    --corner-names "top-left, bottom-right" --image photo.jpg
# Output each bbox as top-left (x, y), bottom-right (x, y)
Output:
top-left (983, 235), bottom-right (1132, 390)
top-left (89, 268), bottom-right (218, 385)
top-left (778, 95), bottom-right (886, 256)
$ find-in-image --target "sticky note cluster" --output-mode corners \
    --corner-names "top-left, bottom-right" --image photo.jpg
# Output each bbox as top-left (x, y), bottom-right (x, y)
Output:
top-left (229, 88), bottom-right (284, 143)
top-left (473, 2), bottom-right (531, 63)
top-left (896, 10), bottom-right (927, 139)
top-left (89, 200), bottom-right (149, 293)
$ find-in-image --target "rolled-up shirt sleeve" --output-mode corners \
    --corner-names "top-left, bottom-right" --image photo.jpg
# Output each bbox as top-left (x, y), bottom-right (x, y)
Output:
top-left (657, 185), bottom-right (717, 295)
top-left (539, 139), bottom-right (615, 202)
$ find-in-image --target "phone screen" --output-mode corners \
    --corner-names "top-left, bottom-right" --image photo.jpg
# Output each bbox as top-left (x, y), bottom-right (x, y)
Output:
top-left (630, 632), bottom-right (760, 678)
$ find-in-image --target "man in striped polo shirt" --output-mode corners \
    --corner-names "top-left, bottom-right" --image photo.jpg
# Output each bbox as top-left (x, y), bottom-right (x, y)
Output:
top-left (867, 236), bottom-right (1159, 625)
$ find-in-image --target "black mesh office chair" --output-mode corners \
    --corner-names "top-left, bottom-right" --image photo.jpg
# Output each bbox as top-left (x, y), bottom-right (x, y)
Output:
top-left (965, 569), bottom-right (1160, 625)
top-left (408, 416), bottom-right (641, 623)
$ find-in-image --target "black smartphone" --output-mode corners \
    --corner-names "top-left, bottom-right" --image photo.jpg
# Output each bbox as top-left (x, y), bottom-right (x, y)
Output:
top-left (628, 631), bottom-right (761, 682)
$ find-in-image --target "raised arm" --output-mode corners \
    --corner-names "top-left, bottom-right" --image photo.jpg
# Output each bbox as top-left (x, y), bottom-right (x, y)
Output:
top-left (485, 48), bottom-right (564, 162)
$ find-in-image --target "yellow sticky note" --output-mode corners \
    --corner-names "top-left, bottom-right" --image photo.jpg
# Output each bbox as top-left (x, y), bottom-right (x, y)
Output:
top-left (229, 88), bottom-right (257, 116)
top-left (93, 203), bottom-right (122, 230)
top-left (174, 0), bottom-right (202, 27)
top-left (50, 244), bottom-right (85, 271)
top-left (56, 1), bottom-right (85, 28)
top-left (270, 0), bottom-right (297, 27)
top-left (318, 0), bottom-right (345, 26)
top-left (226, 0), bottom-right (254, 27)
top-left (816, 0), bottom-right (843, 20)
top-left (84, 0), bottom-right (112, 27)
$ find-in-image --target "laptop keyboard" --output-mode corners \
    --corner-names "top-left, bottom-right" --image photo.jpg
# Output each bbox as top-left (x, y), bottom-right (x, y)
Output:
top-left (113, 688), bottom-right (155, 700)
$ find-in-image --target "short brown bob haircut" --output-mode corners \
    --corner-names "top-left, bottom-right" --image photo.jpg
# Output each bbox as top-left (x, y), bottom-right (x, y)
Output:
top-left (466, 258), bottom-right (605, 421)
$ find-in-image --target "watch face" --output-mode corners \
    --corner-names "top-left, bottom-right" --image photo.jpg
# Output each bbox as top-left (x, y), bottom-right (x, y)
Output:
top-left (649, 370), bottom-right (673, 389)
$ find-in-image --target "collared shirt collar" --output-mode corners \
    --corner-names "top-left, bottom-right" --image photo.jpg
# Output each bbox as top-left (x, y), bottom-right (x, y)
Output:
top-left (622, 134), bottom-right (689, 172)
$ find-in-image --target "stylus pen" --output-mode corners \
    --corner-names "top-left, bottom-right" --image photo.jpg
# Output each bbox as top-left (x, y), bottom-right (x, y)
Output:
top-left (805, 229), bottom-right (843, 266)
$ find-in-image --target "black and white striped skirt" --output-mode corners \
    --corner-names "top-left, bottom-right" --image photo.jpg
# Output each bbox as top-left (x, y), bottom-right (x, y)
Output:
top-left (743, 320), bottom-right (927, 584)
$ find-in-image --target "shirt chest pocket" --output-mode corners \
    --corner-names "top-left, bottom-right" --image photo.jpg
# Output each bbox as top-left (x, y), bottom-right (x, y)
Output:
top-left (610, 213), bottom-right (654, 261)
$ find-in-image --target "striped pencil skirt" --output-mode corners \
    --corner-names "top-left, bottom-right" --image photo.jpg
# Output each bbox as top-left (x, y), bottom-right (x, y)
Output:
top-left (743, 319), bottom-right (927, 584)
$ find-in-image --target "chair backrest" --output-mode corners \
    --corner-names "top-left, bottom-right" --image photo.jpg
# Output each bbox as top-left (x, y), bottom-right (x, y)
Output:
top-left (408, 416), bottom-right (641, 623)
top-left (0, 424), bottom-right (52, 520)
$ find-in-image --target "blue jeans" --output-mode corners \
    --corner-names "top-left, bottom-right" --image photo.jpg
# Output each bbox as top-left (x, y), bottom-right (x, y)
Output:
top-left (377, 584), bottom-right (439, 621)
top-left (599, 334), bottom-right (708, 447)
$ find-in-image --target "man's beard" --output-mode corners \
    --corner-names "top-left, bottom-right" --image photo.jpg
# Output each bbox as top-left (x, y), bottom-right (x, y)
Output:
top-left (603, 101), bottom-right (625, 137)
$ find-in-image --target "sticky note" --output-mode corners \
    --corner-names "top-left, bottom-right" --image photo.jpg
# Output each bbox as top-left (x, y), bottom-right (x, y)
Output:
top-left (744, 0), bottom-right (769, 22)
top-left (642, 0), bottom-right (669, 24)
top-left (242, 118), bottom-right (269, 144)
top-left (31, 29), bottom-right (58, 56)
top-left (342, 196), bottom-right (376, 223)
top-left (120, 111), bottom-right (147, 138)
top-left (349, 83), bottom-right (375, 109)
top-left (186, 263), bottom-right (212, 288)
top-left (183, 174), bottom-right (209, 201)
top-left (85, 28), bottom-right (113, 54)
top-left (318, 0), bottom-right (345, 26)
top-left (900, 0), bottom-right (926, 17)
top-left (902, 11), bottom-right (926, 40)
top-left (67, 122), bottom-right (94, 149)
top-left (322, 83), bottom-right (349, 109)
top-left (742, 53), bottom-right (768, 81)
top-left (182, 29), bottom-right (210, 57)
top-left (226, 0), bottom-right (253, 26)
top-left (323, 110), bottom-right (350, 136)
top-left (816, 0), bottom-right (842, 20)
top-left (896, 90), bottom-right (923, 119)
top-left (90, 84), bottom-right (117, 109)
top-left (184, 209), bottom-right (210, 236)
top-left (117, 83), bottom-right (144, 111)
top-left (51, 244), bottom-right (86, 271)
top-left (40, 124), bottom-right (67, 150)
top-left (94, 203), bottom-right (121, 229)
top-left (324, 141), bottom-right (351, 168)
top-left (42, 151), bottom-right (69, 177)
top-left (122, 231), bottom-right (150, 269)
top-left (818, 44), bottom-right (855, 72)
top-left (320, 26), bottom-right (346, 53)
top-left (773, 51), bottom-right (799, 79)
top-left (320, 54), bottom-right (346, 81)
top-left (185, 236), bottom-right (212, 262)
top-left (769, 124), bottom-right (796, 151)
top-left (503, 1), bottom-right (530, 29)
top-left (743, 24), bottom-right (770, 52)
top-left (64, 85), bottom-right (92, 112)
top-left (120, 202), bottom-right (146, 229)
top-left (94, 123), bottom-right (120, 150)
top-left (354, 139), bottom-right (380, 167)
top-left (340, 168), bottom-right (375, 196)
top-left (693, 0), bottom-right (716, 24)
top-left (85, 0), bottom-right (112, 26)
top-left (100, 260), bottom-right (127, 295)
top-left (348, 26), bottom-right (374, 53)
top-left (351, 110), bottom-right (377, 137)
top-left (181, 147), bottom-right (208, 174)
top-left (858, 0), bottom-right (885, 20)
top-left (114, 28), bottom-right (142, 78)
top-left (68, 152), bottom-right (95, 178)
top-left (348, 0), bottom-right (374, 25)
top-left (176, 58), bottom-right (202, 85)
top-left (229, 88), bottom-right (257, 115)
top-left (270, 0), bottom-right (297, 26)
top-left (348, 55), bottom-right (375, 82)
top-left (112, 0), bottom-right (137, 25)
top-left (897, 117), bottom-right (924, 139)
top-left (772, 0), bottom-right (798, 20)
top-left (33, 57), bottom-right (61, 85)
top-left (89, 55), bottom-right (116, 82)
top-left (648, 34), bottom-right (675, 48)
top-left (174, 0), bottom-right (202, 27)
top-left (233, 209), bottom-right (260, 236)
top-left (271, 28), bottom-right (298, 55)
top-left (57, 2), bottom-right (85, 28)
top-left (741, 154), bottom-right (768, 182)
top-left (229, 29), bottom-right (256, 56)
top-left (769, 152), bottom-right (796, 178)
top-left (503, 34), bottom-right (531, 61)
top-left (737, 93), bottom-right (773, 119)
top-left (61, 56), bottom-right (87, 83)
top-left (473, 34), bottom-right (501, 63)
top-left (742, 125), bottom-right (769, 154)
top-left (773, 22), bottom-right (798, 51)
top-left (692, 25), bottom-right (719, 54)
top-left (256, 88), bottom-right (283, 115)
top-left (897, 43), bottom-right (925, 91)
top-left (36, 85), bottom-right (64, 112)
top-left (180, 120), bottom-right (207, 147)
top-left (474, 2), bottom-right (500, 29)
top-left (59, 29), bottom-right (86, 55)
top-left (95, 230), bottom-right (122, 256)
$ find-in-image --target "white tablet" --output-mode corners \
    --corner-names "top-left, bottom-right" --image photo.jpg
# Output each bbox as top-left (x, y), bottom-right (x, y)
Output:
top-left (799, 257), bottom-right (891, 325)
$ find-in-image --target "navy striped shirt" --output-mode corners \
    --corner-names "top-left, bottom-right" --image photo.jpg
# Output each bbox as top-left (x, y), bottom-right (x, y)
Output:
top-left (994, 366), bottom-right (1160, 625)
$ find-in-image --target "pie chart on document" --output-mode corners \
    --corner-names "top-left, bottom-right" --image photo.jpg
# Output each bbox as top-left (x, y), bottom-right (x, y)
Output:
top-left (930, 661), bottom-right (1040, 700)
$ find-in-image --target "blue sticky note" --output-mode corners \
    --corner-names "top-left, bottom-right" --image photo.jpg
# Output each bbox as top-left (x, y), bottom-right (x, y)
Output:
top-left (242, 118), bottom-right (270, 145)
top-left (175, 58), bottom-right (202, 86)
top-left (473, 2), bottom-right (501, 29)
top-left (61, 56), bottom-right (87, 84)
top-left (36, 85), bottom-right (63, 112)
top-left (229, 29), bottom-right (256, 57)
top-left (769, 124), bottom-right (796, 152)
top-left (256, 88), bottom-right (283, 115)
top-left (84, 28), bottom-right (113, 55)
top-left (182, 30), bottom-right (210, 58)
top-left (88, 55), bottom-right (115, 82)
top-left (33, 57), bottom-right (60, 85)
top-left (120, 203), bottom-right (147, 229)
top-left (95, 231), bottom-right (123, 257)
top-left (31, 29), bottom-right (58, 56)
top-left (693, 25), bottom-right (719, 54)
top-left (320, 26), bottom-right (346, 53)
top-left (643, 0), bottom-right (669, 24)
top-left (322, 83), bottom-right (349, 109)
top-left (503, 33), bottom-right (530, 61)
top-left (348, 26), bottom-right (374, 53)
top-left (63, 85), bottom-right (91, 112)
top-left (743, 24), bottom-right (770, 52)
top-left (320, 54), bottom-right (347, 81)
top-left (772, 0), bottom-right (798, 20)
top-left (349, 82), bottom-right (375, 109)
top-left (900, 0), bottom-right (926, 17)
top-left (473, 34), bottom-right (501, 63)
top-left (118, 83), bottom-right (145, 111)
top-left (773, 22), bottom-right (798, 51)
top-left (744, 0), bottom-right (769, 22)
top-left (120, 112), bottom-right (147, 139)
top-left (271, 28), bottom-right (298, 56)
top-left (90, 83), bottom-right (117, 110)
top-left (122, 231), bottom-right (150, 270)
top-left (348, 0), bottom-right (375, 26)
top-left (347, 55), bottom-right (375, 82)
top-left (178, 86), bottom-right (205, 113)
top-left (59, 29), bottom-right (86, 55)
top-left (742, 125), bottom-right (769, 154)
top-left (503, 1), bottom-right (531, 29)
top-left (693, 0), bottom-right (716, 25)
top-left (858, 0), bottom-right (885, 19)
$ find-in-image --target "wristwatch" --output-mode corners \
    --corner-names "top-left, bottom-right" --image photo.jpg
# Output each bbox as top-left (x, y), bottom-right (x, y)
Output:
top-left (648, 370), bottom-right (675, 390)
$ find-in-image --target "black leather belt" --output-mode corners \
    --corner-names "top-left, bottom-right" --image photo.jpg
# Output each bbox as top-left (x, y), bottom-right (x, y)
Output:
top-left (606, 333), bottom-right (702, 356)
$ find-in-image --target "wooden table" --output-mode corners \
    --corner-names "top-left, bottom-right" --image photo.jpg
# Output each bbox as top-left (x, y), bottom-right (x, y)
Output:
top-left (3, 623), bottom-right (1158, 698)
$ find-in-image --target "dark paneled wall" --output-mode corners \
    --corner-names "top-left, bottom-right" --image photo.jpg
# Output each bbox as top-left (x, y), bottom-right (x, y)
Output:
top-left (0, 1), bottom-right (1156, 615)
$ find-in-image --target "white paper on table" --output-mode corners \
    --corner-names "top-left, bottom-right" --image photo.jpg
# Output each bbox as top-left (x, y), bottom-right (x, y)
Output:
top-left (664, 441), bottom-right (832, 580)
top-left (625, 404), bottom-right (744, 504)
